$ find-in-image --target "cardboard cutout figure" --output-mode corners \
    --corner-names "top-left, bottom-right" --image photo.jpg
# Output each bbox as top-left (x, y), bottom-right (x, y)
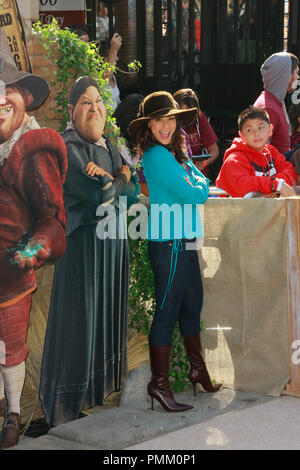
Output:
top-left (39, 76), bottom-right (140, 427)
top-left (0, 29), bottom-right (67, 449)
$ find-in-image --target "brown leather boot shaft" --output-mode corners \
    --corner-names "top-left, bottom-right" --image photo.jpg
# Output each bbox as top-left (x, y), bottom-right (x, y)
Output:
top-left (148, 344), bottom-right (193, 412)
top-left (183, 334), bottom-right (222, 393)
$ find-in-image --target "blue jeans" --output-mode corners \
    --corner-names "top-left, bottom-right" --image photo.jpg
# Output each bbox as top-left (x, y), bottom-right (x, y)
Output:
top-left (148, 240), bottom-right (203, 346)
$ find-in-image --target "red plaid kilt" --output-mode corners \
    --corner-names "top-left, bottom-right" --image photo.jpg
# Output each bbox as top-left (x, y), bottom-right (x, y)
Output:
top-left (0, 294), bottom-right (31, 366)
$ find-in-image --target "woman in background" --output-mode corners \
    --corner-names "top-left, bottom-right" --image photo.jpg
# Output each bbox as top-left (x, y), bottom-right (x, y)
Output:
top-left (173, 88), bottom-right (219, 181)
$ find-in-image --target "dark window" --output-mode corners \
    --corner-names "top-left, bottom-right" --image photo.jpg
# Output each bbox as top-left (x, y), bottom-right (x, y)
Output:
top-left (217, 0), bottom-right (257, 64)
top-left (146, 0), bottom-right (155, 76)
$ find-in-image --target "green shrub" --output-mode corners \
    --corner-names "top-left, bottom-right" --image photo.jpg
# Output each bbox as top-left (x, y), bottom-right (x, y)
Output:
top-left (32, 19), bottom-right (119, 141)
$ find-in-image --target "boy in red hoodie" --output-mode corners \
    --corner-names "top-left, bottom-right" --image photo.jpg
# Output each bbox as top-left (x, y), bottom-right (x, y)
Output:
top-left (216, 106), bottom-right (297, 198)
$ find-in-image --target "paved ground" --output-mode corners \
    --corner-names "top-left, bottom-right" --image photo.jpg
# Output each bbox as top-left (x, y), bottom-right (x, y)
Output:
top-left (9, 387), bottom-right (300, 451)
top-left (4, 362), bottom-right (299, 451)
top-left (125, 394), bottom-right (300, 450)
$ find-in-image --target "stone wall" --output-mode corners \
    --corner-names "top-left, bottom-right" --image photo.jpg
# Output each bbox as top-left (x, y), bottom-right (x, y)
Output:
top-left (27, 34), bottom-right (62, 131)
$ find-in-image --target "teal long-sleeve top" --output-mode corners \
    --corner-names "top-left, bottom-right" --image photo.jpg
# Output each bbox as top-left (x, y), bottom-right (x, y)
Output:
top-left (142, 144), bottom-right (209, 241)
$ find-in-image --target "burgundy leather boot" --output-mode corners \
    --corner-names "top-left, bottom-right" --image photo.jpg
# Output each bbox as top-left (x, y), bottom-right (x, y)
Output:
top-left (148, 345), bottom-right (193, 412)
top-left (183, 334), bottom-right (222, 395)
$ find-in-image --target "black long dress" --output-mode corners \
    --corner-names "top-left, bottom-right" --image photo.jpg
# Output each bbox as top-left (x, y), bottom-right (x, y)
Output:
top-left (39, 129), bottom-right (140, 427)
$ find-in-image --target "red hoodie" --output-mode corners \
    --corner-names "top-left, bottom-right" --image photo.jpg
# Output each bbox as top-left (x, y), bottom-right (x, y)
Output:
top-left (216, 137), bottom-right (297, 197)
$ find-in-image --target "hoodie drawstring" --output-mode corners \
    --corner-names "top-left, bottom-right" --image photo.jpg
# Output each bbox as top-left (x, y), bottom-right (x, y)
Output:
top-left (160, 239), bottom-right (183, 310)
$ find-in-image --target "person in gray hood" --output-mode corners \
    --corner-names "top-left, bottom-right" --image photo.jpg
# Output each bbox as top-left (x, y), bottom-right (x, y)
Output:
top-left (254, 52), bottom-right (299, 154)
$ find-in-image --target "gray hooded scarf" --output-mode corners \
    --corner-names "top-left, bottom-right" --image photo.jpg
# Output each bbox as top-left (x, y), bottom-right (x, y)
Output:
top-left (260, 51), bottom-right (292, 124)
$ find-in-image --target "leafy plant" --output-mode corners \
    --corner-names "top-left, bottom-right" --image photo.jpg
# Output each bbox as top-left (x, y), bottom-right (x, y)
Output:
top-left (32, 19), bottom-right (119, 140)
top-left (116, 59), bottom-right (142, 75)
top-left (127, 60), bottom-right (142, 72)
top-left (128, 236), bottom-right (155, 335)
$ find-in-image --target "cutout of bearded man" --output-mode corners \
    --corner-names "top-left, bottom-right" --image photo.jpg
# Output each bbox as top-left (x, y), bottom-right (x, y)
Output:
top-left (0, 29), bottom-right (67, 449)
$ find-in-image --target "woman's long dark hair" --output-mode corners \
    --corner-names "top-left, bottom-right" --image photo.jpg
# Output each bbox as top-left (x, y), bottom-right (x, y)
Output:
top-left (136, 117), bottom-right (188, 163)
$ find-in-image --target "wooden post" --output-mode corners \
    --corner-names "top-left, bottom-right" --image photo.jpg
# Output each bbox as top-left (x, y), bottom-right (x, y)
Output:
top-left (285, 198), bottom-right (300, 397)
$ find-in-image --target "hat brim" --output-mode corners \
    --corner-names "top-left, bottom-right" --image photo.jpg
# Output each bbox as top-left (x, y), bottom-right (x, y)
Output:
top-left (127, 107), bottom-right (198, 136)
top-left (1, 70), bottom-right (50, 110)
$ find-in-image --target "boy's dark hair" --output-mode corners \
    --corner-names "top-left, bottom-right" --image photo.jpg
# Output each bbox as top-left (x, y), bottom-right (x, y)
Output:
top-left (289, 53), bottom-right (299, 73)
top-left (238, 106), bottom-right (270, 131)
top-left (288, 103), bottom-right (300, 130)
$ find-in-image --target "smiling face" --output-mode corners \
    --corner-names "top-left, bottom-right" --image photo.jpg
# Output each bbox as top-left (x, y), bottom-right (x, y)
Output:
top-left (0, 86), bottom-right (27, 143)
top-left (69, 86), bottom-right (107, 143)
top-left (239, 118), bottom-right (273, 153)
top-left (148, 115), bottom-right (177, 146)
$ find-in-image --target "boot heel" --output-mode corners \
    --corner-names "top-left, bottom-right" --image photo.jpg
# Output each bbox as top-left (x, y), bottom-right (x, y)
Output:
top-left (150, 396), bottom-right (154, 410)
top-left (148, 386), bottom-right (193, 412)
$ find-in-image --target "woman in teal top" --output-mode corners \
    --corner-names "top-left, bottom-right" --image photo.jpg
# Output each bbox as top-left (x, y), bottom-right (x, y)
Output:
top-left (128, 91), bottom-right (221, 414)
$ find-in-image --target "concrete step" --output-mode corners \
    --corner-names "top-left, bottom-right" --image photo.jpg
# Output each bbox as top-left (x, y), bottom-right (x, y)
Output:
top-left (11, 387), bottom-right (275, 450)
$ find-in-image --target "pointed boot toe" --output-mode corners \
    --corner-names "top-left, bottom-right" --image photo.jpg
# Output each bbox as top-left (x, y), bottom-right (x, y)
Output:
top-left (148, 345), bottom-right (193, 412)
top-left (148, 382), bottom-right (193, 412)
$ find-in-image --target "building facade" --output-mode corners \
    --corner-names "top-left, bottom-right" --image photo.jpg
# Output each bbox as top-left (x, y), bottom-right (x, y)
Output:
top-left (9, 0), bottom-right (300, 140)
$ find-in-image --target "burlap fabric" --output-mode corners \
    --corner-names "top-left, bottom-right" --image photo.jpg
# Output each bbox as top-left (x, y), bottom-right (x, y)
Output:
top-left (14, 197), bottom-right (300, 429)
top-left (199, 198), bottom-right (291, 396)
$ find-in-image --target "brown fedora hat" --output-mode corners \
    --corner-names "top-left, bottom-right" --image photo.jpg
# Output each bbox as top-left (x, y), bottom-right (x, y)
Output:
top-left (0, 28), bottom-right (49, 110)
top-left (127, 91), bottom-right (197, 136)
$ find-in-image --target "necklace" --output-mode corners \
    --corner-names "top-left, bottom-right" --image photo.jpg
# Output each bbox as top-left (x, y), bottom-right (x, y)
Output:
top-left (182, 161), bottom-right (192, 176)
